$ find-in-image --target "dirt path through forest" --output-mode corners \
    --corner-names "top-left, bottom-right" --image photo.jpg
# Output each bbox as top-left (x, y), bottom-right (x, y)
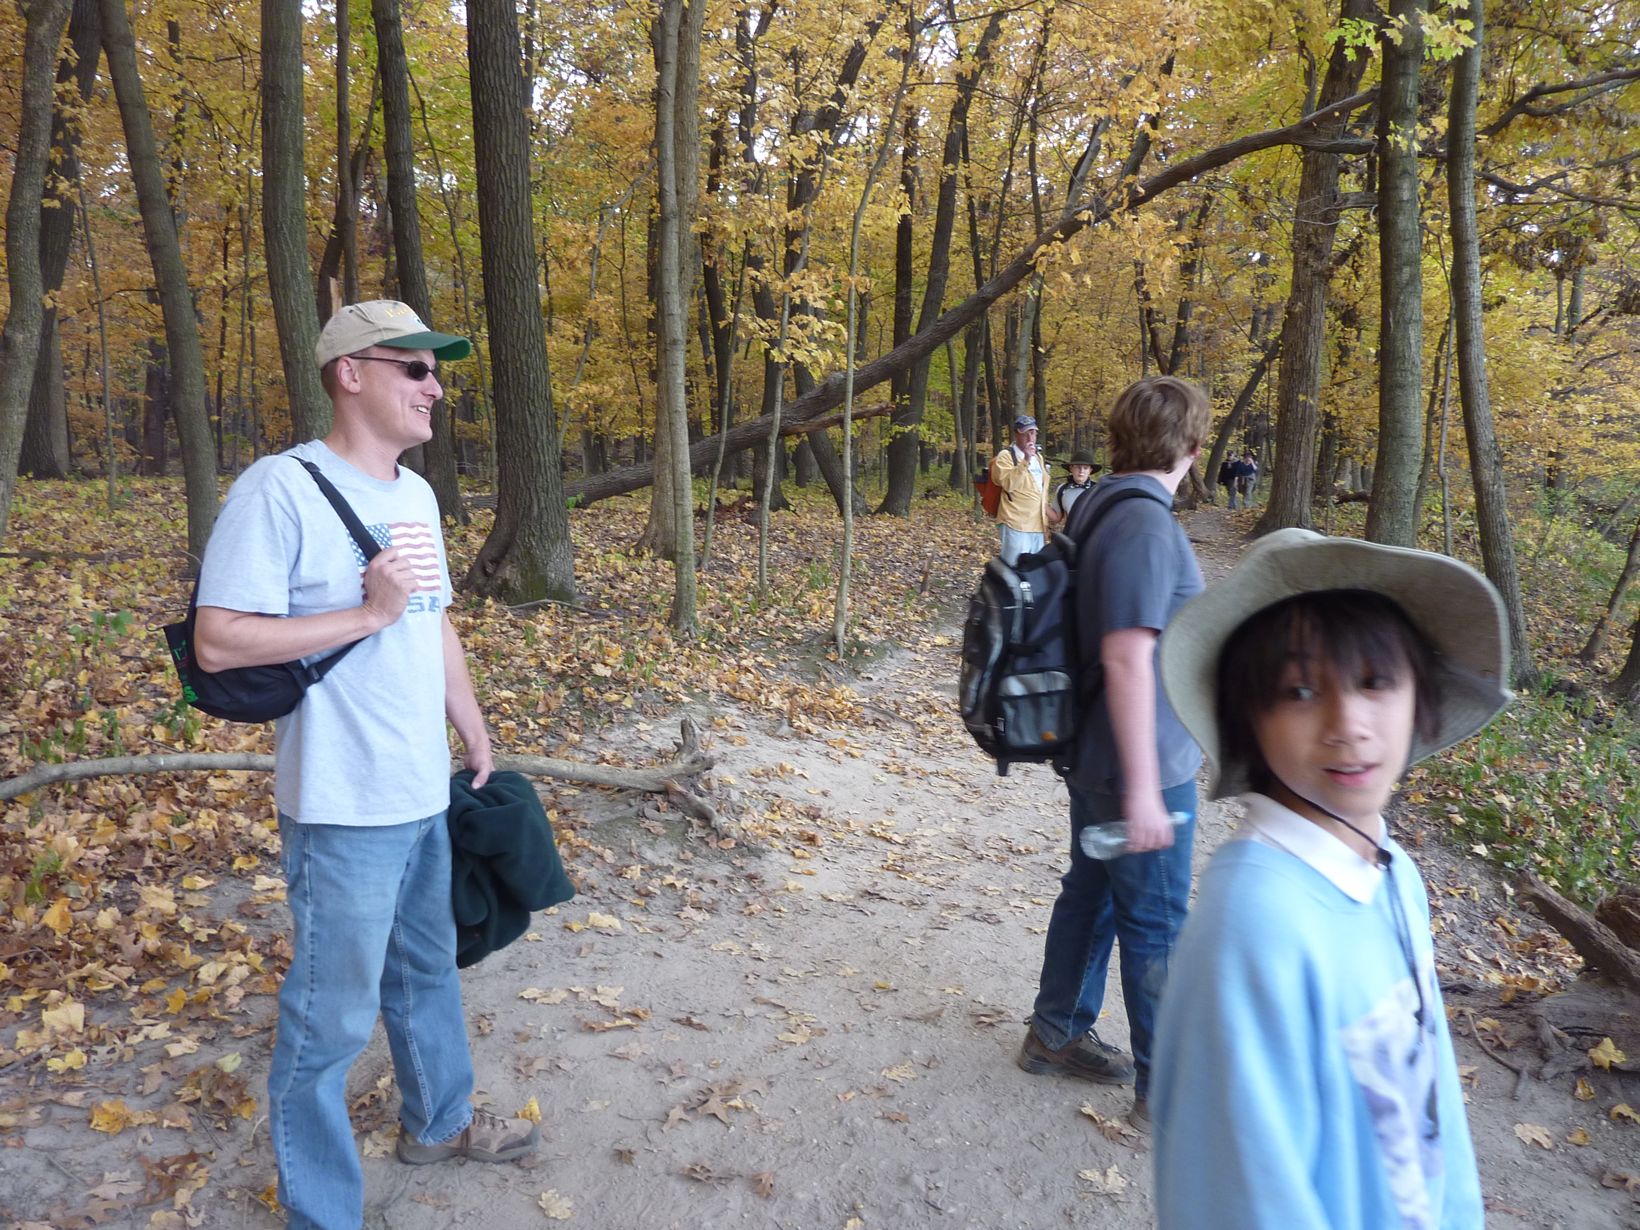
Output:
top-left (5, 504), bottom-right (1636, 1230)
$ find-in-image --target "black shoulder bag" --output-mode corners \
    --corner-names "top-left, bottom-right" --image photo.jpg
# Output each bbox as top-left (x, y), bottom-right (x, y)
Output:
top-left (163, 459), bottom-right (384, 723)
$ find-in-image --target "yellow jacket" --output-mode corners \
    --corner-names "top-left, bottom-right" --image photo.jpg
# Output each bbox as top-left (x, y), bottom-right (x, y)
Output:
top-left (990, 446), bottom-right (1050, 535)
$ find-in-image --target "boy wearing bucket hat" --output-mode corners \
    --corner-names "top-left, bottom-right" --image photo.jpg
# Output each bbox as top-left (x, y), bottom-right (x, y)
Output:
top-left (1149, 530), bottom-right (1511, 1229)
top-left (1046, 449), bottom-right (1100, 527)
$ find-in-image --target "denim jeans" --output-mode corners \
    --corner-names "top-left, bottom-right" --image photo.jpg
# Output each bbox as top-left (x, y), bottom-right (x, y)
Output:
top-left (271, 813), bottom-right (474, 1230)
top-left (998, 525), bottom-right (1045, 566)
top-left (1030, 780), bottom-right (1197, 1098)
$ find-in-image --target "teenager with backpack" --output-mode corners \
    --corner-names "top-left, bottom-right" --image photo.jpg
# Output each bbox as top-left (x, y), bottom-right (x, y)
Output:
top-left (1017, 376), bottom-right (1210, 1132)
top-left (990, 415), bottom-right (1051, 564)
top-left (1150, 531), bottom-right (1509, 1227)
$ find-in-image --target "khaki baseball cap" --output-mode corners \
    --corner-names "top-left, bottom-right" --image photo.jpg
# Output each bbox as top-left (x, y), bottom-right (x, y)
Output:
top-left (314, 300), bottom-right (471, 370)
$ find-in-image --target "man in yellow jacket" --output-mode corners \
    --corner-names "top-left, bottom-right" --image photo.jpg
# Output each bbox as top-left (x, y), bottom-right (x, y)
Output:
top-left (991, 414), bottom-right (1051, 564)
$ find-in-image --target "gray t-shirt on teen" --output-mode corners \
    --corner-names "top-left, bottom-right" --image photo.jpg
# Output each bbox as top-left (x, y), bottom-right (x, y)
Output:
top-left (1064, 473), bottom-right (1204, 797)
top-left (196, 440), bottom-right (452, 826)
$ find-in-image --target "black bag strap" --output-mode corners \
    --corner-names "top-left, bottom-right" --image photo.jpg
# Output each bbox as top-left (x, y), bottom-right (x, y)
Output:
top-left (1064, 483), bottom-right (1172, 703)
top-left (285, 458), bottom-right (388, 684)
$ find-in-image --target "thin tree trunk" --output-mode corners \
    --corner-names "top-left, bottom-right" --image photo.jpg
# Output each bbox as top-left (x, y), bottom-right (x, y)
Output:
top-left (1448, 0), bottom-right (1532, 683)
top-left (336, 0), bottom-right (359, 306)
top-left (461, 0), bottom-right (576, 604)
top-left (0, 0), bottom-right (72, 537)
top-left (80, 183), bottom-right (115, 505)
top-left (648, 0), bottom-right (702, 630)
top-left (20, 0), bottom-right (100, 481)
top-left (1580, 513), bottom-right (1640, 662)
top-left (260, 0), bottom-right (331, 443)
top-left (372, 0), bottom-right (462, 519)
top-left (1256, 0), bottom-right (1377, 534)
top-left (1364, 0), bottom-right (1425, 546)
top-left (99, 0), bottom-right (217, 565)
top-left (838, 37), bottom-right (911, 653)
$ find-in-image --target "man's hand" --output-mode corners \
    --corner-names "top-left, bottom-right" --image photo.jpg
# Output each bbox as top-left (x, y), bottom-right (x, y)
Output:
top-left (1124, 793), bottom-right (1176, 853)
top-left (462, 732), bottom-right (494, 789)
top-left (1046, 504), bottom-right (1065, 528)
top-left (361, 547), bottom-right (418, 628)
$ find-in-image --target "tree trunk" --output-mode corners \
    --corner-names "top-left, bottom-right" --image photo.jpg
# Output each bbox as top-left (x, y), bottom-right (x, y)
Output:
top-left (99, 0), bottom-right (217, 565)
top-left (1203, 334), bottom-right (1281, 493)
top-left (1447, 0), bottom-right (1533, 683)
top-left (371, 0), bottom-right (463, 520)
top-left (879, 10), bottom-right (1005, 516)
top-left (260, 0), bottom-right (331, 444)
top-left (19, 0), bottom-right (100, 481)
top-left (0, 0), bottom-right (71, 537)
top-left (1364, 0), bottom-right (1425, 547)
top-left (461, 0), bottom-right (576, 604)
top-left (1581, 512), bottom-right (1640, 663)
top-left (646, 0), bottom-right (702, 631)
top-left (1255, 0), bottom-right (1376, 534)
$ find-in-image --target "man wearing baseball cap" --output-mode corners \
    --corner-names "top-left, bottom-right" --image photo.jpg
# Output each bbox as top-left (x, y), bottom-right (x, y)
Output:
top-left (193, 301), bottom-right (537, 1226)
top-left (989, 414), bottom-right (1052, 564)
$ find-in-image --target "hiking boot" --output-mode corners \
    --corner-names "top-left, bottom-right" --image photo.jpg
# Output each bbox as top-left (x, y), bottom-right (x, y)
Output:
top-left (395, 1108), bottom-right (540, 1165)
top-left (1016, 1024), bottom-right (1136, 1084)
top-left (1128, 1097), bottom-right (1152, 1131)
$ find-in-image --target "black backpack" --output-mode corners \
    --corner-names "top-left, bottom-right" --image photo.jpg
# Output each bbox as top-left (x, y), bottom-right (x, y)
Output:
top-left (958, 486), bottom-right (1165, 775)
top-left (1217, 460), bottom-right (1234, 485)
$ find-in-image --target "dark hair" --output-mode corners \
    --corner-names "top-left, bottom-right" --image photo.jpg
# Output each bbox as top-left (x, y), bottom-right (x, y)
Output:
top-left (1216, 590), bottom-right (1442, 793)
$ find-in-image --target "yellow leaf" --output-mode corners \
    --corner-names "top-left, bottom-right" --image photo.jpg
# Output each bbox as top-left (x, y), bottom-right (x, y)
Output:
top-left (215, 1052), bottom-right (243, 1074)
top-left (46, 1048), bottom-right (86, 1073)
top-left (1568, 1127), bottom-right (1592, 1146)
top-left (585, 912), bottom-right (622, 932)
top-left (1611, 1103), bottom-right (1640, 1124)
top-left (42, 897), bottom-right (73, 936)
top-left (90, 1099), bottom-right (134, 1134)
top-left (1513, 1122), bottom-right (1554, 1149)
top-left (1575, 1077), bottom-right (1596, 1101)
top-left (164, 987), bottom-right (187, 1015)
top-left (1589, 1038), bottom-right (1627, 1070)
top-left (41, 998), bottom-right (85, 1036)
top-left (518, 1096), bottom-right (541, 1124)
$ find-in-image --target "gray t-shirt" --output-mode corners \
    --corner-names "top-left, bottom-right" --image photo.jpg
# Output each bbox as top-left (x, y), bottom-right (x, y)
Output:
top-left (1066, 474), bottom-right (1205, 796)
top-left (196, 440), bottom-right (452, 826)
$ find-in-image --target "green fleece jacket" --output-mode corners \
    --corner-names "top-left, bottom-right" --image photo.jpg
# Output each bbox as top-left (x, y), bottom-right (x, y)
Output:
top-left (448, 770), bottom-right (575, 968)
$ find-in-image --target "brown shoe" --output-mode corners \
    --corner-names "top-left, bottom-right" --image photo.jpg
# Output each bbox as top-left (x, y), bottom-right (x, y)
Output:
top-left (1016, 1023), bottom-right (1136, 1084)
top-left (396, 1108), bottom-right (540, 1165)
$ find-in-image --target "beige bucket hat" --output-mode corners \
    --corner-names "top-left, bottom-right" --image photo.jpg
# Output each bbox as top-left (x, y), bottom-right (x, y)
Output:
top-left (314, 300), bottom-right (471, 370)
top-left (1158, 529), bottom-right (1513, 799)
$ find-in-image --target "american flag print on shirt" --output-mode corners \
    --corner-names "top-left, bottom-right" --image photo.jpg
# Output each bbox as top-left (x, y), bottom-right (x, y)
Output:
top-left (350, 521), bottom-right (444, 592)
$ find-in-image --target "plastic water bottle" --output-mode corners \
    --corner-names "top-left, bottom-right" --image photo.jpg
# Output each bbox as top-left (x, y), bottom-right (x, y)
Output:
top-left (1078, 812), bottom-right (1191, 860)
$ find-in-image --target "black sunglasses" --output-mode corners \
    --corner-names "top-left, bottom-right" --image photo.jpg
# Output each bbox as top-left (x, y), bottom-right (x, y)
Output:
top-left (350, 355), bottom-right (436, 381)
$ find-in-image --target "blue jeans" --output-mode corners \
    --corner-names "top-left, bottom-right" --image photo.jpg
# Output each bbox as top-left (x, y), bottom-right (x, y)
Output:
top-left (272, 813), bottom-right (475, 1230)
top-left (1030, 780), bottom-right (1197, 1098)
top-left (998, 525), bottom-right (1045, 566)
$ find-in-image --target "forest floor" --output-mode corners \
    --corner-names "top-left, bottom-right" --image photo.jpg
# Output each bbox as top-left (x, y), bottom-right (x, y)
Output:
top-left (3, 494), bottom-right (1638, 1230)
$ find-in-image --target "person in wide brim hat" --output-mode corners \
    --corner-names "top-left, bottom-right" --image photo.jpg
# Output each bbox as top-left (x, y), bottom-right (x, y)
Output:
top-left (1158, 529), bottom-right (1512, 797)
top-left (1146, 528), bottom-right (1512, 1230)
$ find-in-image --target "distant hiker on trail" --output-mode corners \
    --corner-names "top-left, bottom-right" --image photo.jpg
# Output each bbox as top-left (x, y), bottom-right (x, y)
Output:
top-left (990, 414), bottom-right (1051, 564)
top-left (193, 301), bottom-right (538, 1229)
top-left (1017, 375), bottom-right (1210, 1132)
top-left (1046, 450), bottom-right (1100, 529)
top-left (1218, 456), bottom-right (1238, 506)
top-left (1150, 531), bottom-right (1511, 1229)
top-left (1235, 450), bottom-right (1260, 505)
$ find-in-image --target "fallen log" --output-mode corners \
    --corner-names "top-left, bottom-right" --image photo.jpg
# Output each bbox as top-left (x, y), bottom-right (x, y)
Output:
top-left (1595, 890), bottom-right (1640, 952)
top-left (0, 719), bottom-right (716, 803)
top-left (1521, 874), bottom-right (1640, 997)
top-left (563, 401), bottom-right (892, 507)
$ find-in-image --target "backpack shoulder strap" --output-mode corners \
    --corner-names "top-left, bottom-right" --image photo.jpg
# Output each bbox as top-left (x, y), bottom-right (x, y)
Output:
top-left (298, 458), bottom-right (384, 562)
top-left (1066, 483), bottom-right (1168, 549)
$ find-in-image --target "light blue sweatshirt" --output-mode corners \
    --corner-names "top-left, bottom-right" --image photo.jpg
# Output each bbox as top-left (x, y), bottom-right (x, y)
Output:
top-left (1151, 795), bottom-right (1484, 1230)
